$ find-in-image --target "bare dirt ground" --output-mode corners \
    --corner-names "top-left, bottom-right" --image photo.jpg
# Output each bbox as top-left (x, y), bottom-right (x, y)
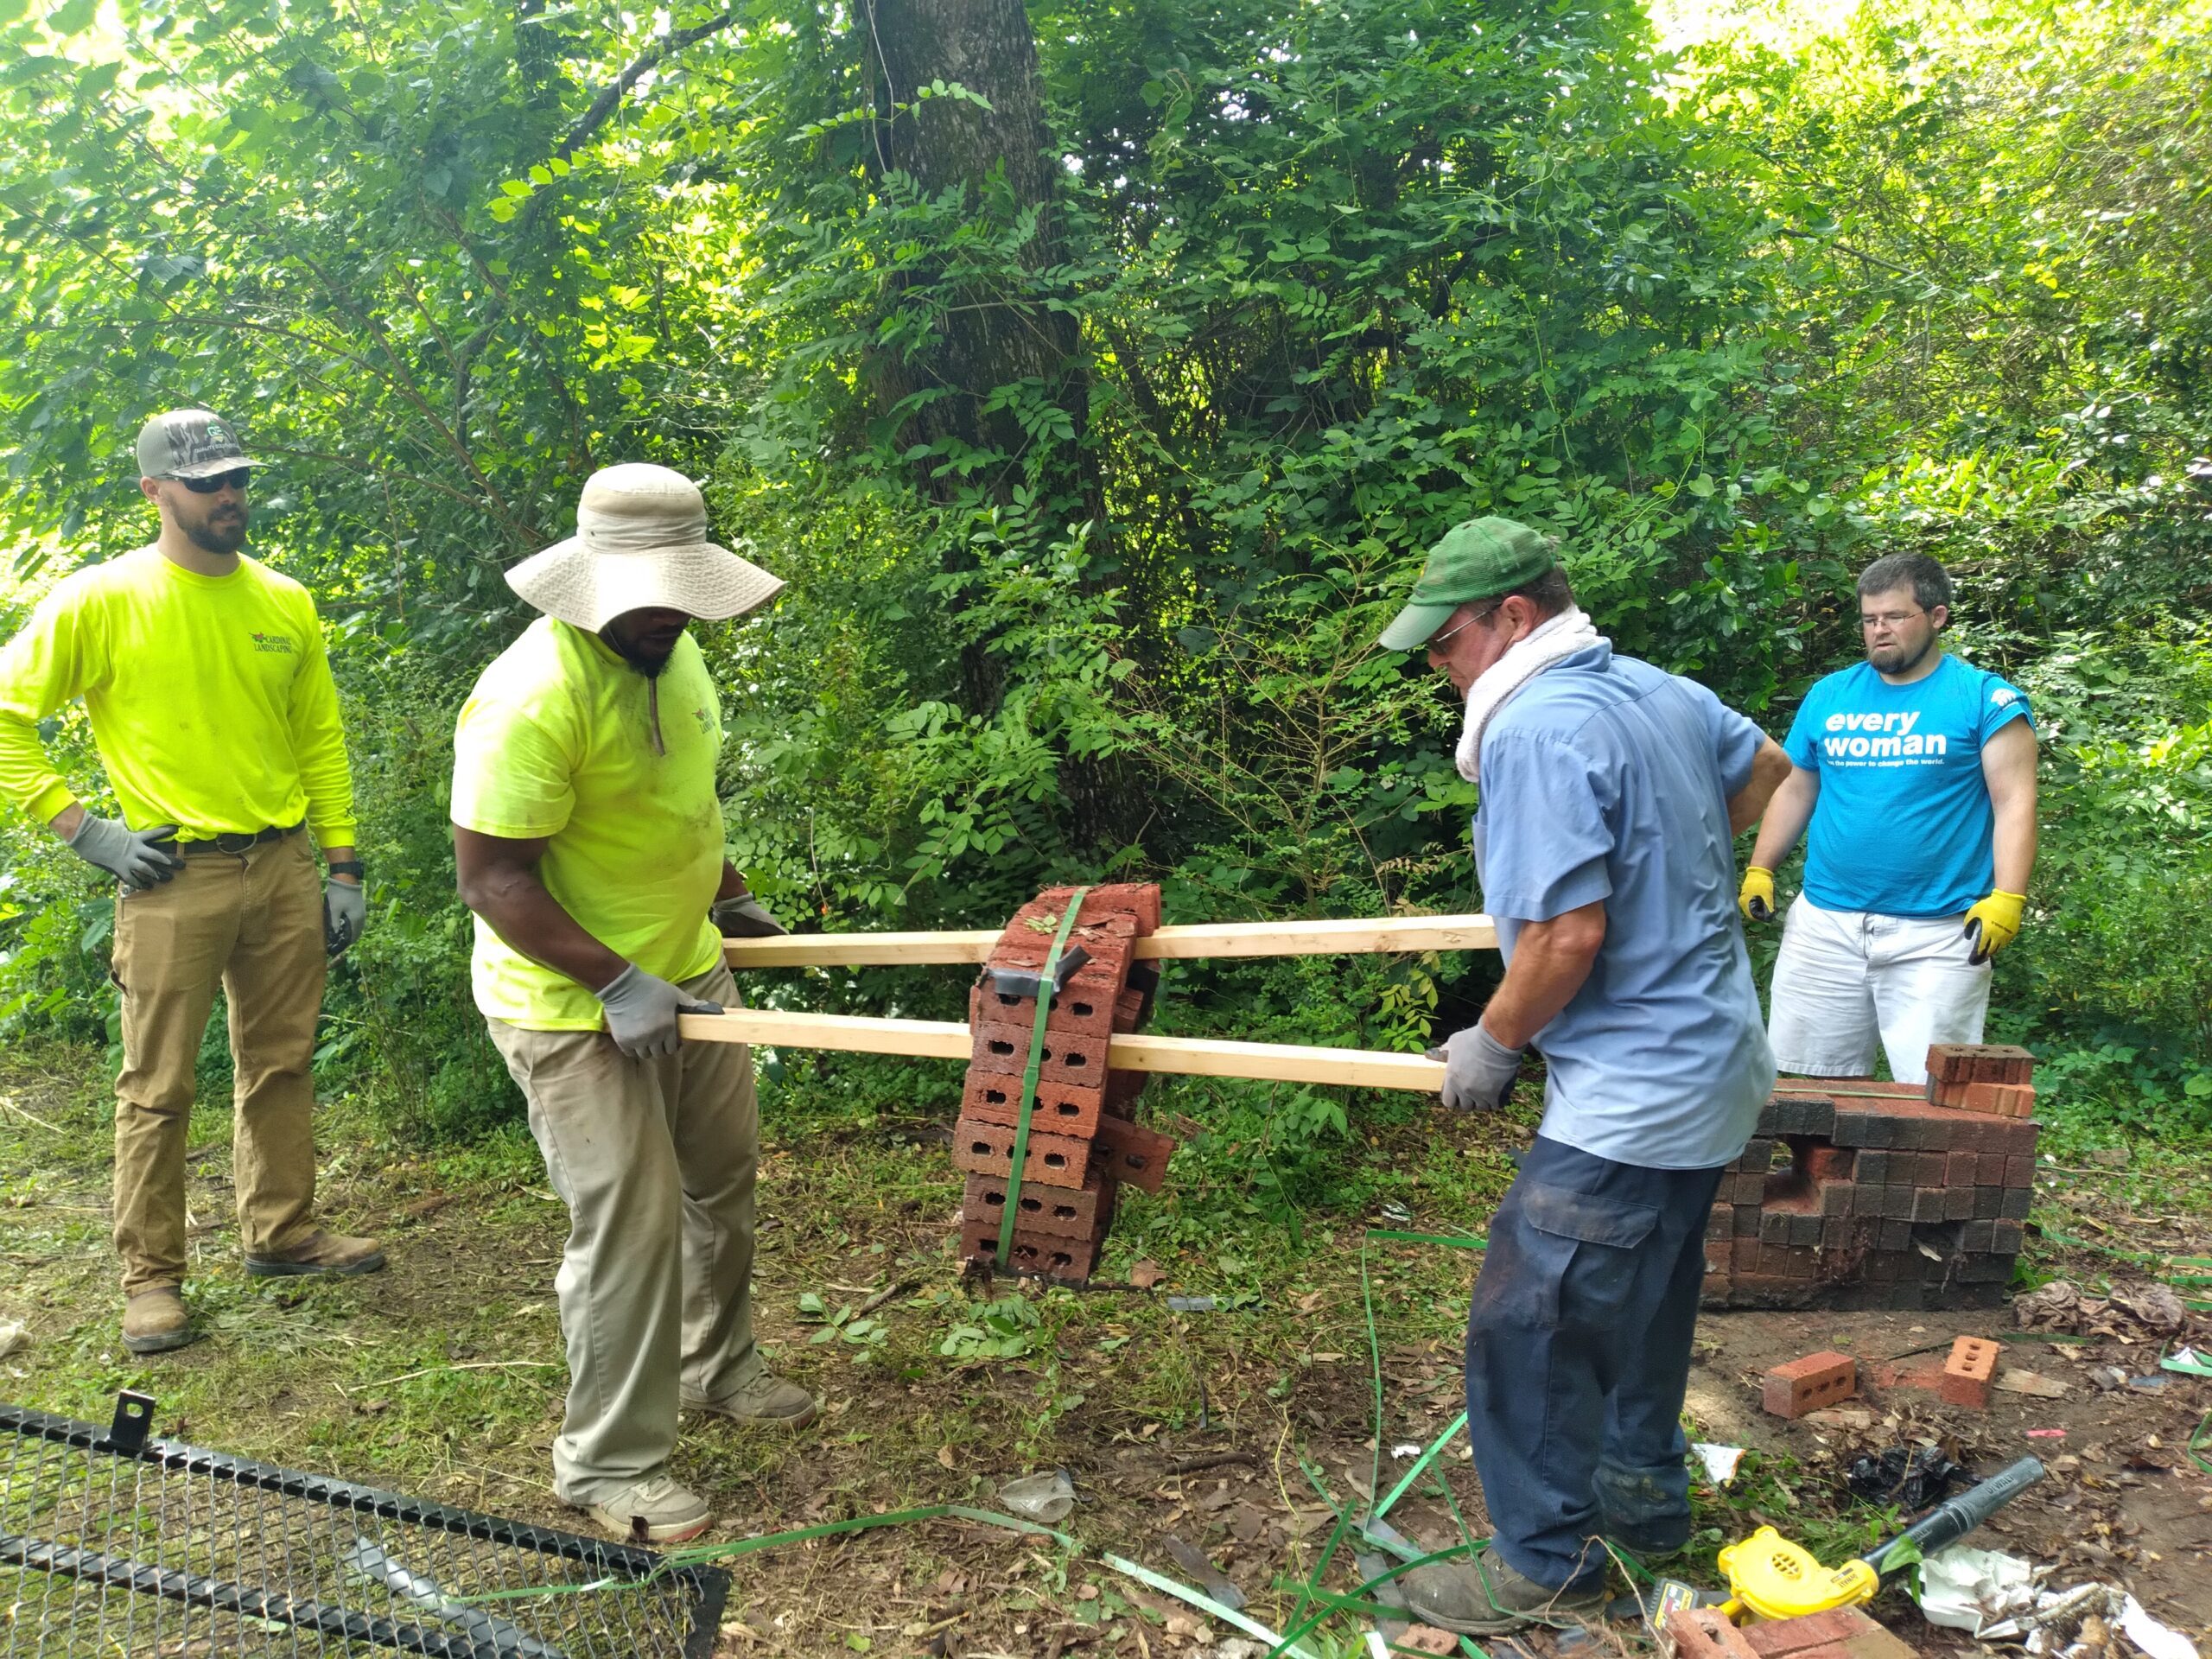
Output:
top-left (3, 1047), bottom-right (2208, 1657)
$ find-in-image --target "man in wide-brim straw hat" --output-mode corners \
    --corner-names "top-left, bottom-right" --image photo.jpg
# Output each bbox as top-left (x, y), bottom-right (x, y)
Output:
top-left (451, 462), bottom-right (811, 1543)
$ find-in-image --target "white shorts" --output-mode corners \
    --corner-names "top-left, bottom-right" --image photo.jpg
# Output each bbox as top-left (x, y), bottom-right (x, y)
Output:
top-left (1765, 895), bottom-right (1991, 1084)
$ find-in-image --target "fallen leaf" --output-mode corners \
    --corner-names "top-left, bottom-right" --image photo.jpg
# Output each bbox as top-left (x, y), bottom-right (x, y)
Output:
top-left (937, 1444), bottom-right (957, 1469)
top-left (1296, 1289), bottom-right (1325, 1313)
top-left (1128, 1260), bottom-right (1167, 1289)
top-left (1803, 1407), bottom-right (1876, 1430)
top-left (1310, 1351), bottom-right (1344, 1363)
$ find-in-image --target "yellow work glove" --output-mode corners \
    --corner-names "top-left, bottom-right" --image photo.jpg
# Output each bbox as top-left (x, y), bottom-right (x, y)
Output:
top-left (1962, 890), bottom-right (2027, 965)
top-left (1738, 866), bottom-right (1777, 923)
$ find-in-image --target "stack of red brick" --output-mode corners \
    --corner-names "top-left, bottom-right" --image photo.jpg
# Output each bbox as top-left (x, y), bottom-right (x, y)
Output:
top-left (1927, 1041), bottom-right (2036, 1116)
top-left (1703, 1045), bottom-right (2041, 1311)
top-left (953, 883), bottom-right (1177, 1282)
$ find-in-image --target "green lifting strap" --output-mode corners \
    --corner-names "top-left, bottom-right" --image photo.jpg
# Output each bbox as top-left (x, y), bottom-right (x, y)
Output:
top-left (997, 887), bottom-right (1091, 1270)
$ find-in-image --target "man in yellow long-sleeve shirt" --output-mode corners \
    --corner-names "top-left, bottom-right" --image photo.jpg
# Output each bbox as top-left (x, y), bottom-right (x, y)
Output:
top-left (0, 409), bottom-right (385, 1355)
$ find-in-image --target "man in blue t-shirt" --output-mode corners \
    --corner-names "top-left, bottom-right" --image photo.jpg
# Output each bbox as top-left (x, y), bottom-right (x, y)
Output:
top-left (1372, 518), bottom-right (1789, 1634)
top-left (1740, 552), bottom-right (2038, 1084)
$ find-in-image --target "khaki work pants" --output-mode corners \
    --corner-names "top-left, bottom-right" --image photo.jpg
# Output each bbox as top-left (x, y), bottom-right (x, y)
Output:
top-left (487, 963), bottom-right (761, 1505)
top-left (111, 833), bottom-right (327, 1294)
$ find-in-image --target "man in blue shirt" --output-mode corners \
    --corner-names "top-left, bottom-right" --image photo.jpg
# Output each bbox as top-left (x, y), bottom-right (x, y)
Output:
top-left (1740, 554), bottom-right (2037, 1084)
top-left (1375, 518), bottom-right (1789, 1634)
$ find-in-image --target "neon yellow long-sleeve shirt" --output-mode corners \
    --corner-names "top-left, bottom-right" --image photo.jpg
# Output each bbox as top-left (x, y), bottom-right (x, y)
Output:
top-left (0, 546), bottom-right (357, 845)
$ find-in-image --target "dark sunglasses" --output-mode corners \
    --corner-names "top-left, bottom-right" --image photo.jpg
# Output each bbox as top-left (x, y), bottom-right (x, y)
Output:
top-left (178, 468), bottom-right (251, 494)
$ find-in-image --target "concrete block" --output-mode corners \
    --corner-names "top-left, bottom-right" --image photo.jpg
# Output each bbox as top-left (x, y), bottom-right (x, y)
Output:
top-left (1999, 1186), bottom-right (2031, 1220)
top-left (1762, 1351), bottom-right (1857, 1418)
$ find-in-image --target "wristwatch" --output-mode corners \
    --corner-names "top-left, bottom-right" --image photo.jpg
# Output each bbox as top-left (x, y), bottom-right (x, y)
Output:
top-left (327, 859), bottom-right (365, 880)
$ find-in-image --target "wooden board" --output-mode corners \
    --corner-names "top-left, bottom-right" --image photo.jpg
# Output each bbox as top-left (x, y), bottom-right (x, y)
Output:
top-left (721, 913), bottom-right (1497, 969)
top-left (675, 1007), bottom-right (1446, 1094)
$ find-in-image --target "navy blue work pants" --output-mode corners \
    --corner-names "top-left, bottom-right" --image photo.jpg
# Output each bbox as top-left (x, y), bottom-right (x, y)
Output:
top-left (1465, 1135), bottom-right (1726, 1592)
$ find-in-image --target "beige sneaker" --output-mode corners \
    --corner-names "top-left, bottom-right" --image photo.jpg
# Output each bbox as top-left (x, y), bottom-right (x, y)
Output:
top-left (245, 1230), bottom-right (387, 1279)
top-left (575, 1473), bottom-right (712, 1545)
top-left (682, 1372), bottom-right (820, 1429)
top-left (122, 1287), bottom-right (198, 1355)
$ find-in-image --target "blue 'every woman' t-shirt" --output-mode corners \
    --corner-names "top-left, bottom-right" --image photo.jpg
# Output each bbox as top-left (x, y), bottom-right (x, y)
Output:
top-left (1783, 654), bottom-right (2033, 918)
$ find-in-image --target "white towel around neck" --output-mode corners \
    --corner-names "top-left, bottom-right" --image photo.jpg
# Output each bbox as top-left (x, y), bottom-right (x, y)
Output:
top-left (1453, 606), bottom-right (1605, 784)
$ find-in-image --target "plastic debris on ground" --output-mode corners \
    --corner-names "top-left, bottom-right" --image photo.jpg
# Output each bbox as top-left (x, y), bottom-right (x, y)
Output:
top-left (1846, 1445), bottom-right (1974, 1508)
top-left (2160, 1345), bottom-right (2212, 1379)
top-left (1916, 1547), bottom-right (2201, 1659)
top-left (1691, 1442), bottom-right (1746, 1486)
top-left (998, 1470), bottom-right (1077, 1522)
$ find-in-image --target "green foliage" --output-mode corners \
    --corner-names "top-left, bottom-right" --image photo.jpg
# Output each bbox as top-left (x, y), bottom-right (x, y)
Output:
top-left (0, 0), bottom-right (2207, 1145)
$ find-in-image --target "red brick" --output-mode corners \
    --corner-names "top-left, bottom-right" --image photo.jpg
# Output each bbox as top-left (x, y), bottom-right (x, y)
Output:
top-left (1802, 1144), bottom-right (1855, 1182)
top-left (969, 1019), bottom-right (1110, 1087)
top-left (1090, 1113), bottom-right (1175, 1194)
top-left (1945, 1149), bottom-right (1979, 1185)
top-left (1961, 1080), bottom-right (2005, 1114)
top-left (950, 1116), bottom-right (1094, 1190)
top-left (1742, 1608), bottom-right (1891, 1659)
top-left (1940, 1335), bottom-right (1999, 1409)
top-left (1762, 1351), bottom-right (1857, 1418)
top-left (1976, 1152), bottom-right (2008, 1185)
top-left (1667, 1609), bottom-right (1761, 1659)
top-left (959, 1213), bottom-right (1102, 1280)
top-left (1733, 1238), bottom-right (1763, 1272)
top-left (1991, 1084), bottom-right (2036, 1118)
top-left (963, 1169), bottom-right (1111, 1238)
top-left (2004, 1154), bottom-right (2036, 1187)
top-left (960, 1071), bottom-right (1103, 1137)
top-left (970, 980), bottom-right (1128, 1041)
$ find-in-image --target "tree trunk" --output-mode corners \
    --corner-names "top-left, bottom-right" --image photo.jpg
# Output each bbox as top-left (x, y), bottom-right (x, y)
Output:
top-left (859, 0), bottom-right (1089, 487)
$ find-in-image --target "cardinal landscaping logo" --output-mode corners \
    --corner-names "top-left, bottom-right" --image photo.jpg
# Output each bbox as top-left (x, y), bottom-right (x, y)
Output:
top-left (250, 630), bottom-right (295, 654)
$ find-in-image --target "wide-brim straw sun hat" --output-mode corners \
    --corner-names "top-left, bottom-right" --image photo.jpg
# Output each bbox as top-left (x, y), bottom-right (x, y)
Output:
top-left (505, 462), bottom-right (784, 631)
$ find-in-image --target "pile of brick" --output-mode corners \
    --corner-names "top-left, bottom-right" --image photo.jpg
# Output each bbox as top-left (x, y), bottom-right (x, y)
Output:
top-left (953, 884), bottom-right (1178, 1282)
top-left (1703, 1046), bottom-right (2042, 1310)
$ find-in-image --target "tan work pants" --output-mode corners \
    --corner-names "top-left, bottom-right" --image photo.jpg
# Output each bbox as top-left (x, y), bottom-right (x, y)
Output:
top-left (486, 963), bottom-right (761, 1504)
top-left (111, 833), bottom-right (327, 1294)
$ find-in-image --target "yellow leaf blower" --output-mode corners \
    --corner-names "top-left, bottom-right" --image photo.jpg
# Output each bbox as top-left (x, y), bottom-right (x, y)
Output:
top-left (1712, 1455), bottom-right (2044, 1622)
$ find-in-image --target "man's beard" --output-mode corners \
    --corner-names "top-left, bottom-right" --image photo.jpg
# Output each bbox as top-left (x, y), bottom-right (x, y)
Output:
top-left (1869, 635), bottom-right (1935, 675)
top-left (185, 509), bottom-right (247, 556)
top-left (607, 637), bottom-right (675, 677)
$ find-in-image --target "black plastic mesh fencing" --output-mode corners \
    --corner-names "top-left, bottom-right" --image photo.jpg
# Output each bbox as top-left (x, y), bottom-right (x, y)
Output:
top-left (1, 1394), bottom-right (726, 1657)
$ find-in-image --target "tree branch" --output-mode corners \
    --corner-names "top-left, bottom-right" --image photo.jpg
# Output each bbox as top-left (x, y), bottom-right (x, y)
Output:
top-left (552, 10), bottom-right (738, 164)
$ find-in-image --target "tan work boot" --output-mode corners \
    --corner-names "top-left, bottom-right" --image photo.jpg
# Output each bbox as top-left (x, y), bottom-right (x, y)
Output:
top-left (574, 1472), bottom-right (712, 1545)
top-left (682, 1372), bottom-right (820, 1429)
top-left (122, 1287), bottom-right (199, 1355)
top-left (244, 1230), bottom-right (387, 1279)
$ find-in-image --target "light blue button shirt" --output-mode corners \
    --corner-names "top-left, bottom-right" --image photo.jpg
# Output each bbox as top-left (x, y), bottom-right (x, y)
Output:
top-left (1471, 644), bottom-right (1775, 1169)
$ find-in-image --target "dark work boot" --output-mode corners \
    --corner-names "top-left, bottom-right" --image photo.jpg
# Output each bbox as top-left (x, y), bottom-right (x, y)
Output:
top-left (1400, 1553), bottom-right (1608, 1634)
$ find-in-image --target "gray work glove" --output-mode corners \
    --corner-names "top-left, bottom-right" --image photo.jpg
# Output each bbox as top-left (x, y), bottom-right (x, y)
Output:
top-left (593, 963), bottom-right (726, 1059)
top-left (324, 879), bottom-right (366, 957)
top-left (711, 894), bottom-right (786, 938)
top-left (1430, 1022), bottom-right (1526, 1113)
top-left (67, 814), bottom-right (183, 891)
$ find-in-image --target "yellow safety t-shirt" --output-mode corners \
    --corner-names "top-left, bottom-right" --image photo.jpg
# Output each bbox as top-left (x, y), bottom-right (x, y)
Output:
top-left (450, 617), bottom-right (727, 1030)
top-left (0, 546), bottom-right (357, 844)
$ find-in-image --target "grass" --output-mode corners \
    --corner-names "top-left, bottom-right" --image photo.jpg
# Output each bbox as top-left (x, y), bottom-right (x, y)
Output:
top-left (5, 1038), bottom-right (2210, 1653)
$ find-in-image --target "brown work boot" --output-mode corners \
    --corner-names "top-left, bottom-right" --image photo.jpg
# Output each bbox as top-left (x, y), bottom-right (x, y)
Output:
top-left (245, 1230), bottom-right (387, 1279)
top-left (122, 1287), bottom-right (199, 1355)
top-left (682, 1372), bottom-right (820, 1429)
top-left (1400, 1553), bottom-right (1608, 1635)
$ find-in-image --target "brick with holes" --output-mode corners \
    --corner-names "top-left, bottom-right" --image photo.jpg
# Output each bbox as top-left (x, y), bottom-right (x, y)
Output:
top-left (1941, 1336), bottom-right (2000, 1409)
top-left (1762, 1351), bottom-right (1857, 1418)
top-left (963, 1169), bottom-right (1111, 1239)
top-left (950, 1116), bottom-right (1095, 1191)
top-left (1090, 1113), bottom-right (1176, 1194)
top-left (969, 1020), bottom-right (1110, 1088)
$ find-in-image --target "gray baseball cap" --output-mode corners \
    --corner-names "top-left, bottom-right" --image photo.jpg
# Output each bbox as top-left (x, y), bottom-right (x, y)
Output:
top-left (135, 409), bottom-right (262, 481)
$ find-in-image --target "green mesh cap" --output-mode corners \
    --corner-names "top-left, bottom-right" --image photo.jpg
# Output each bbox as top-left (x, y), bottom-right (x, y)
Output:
top-left (1376, 518), bottom-right (1557, 651)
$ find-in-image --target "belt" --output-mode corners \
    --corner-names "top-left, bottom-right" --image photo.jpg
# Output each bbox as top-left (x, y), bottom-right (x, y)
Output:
top-left (175, 822), bottom-right (305, 855)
